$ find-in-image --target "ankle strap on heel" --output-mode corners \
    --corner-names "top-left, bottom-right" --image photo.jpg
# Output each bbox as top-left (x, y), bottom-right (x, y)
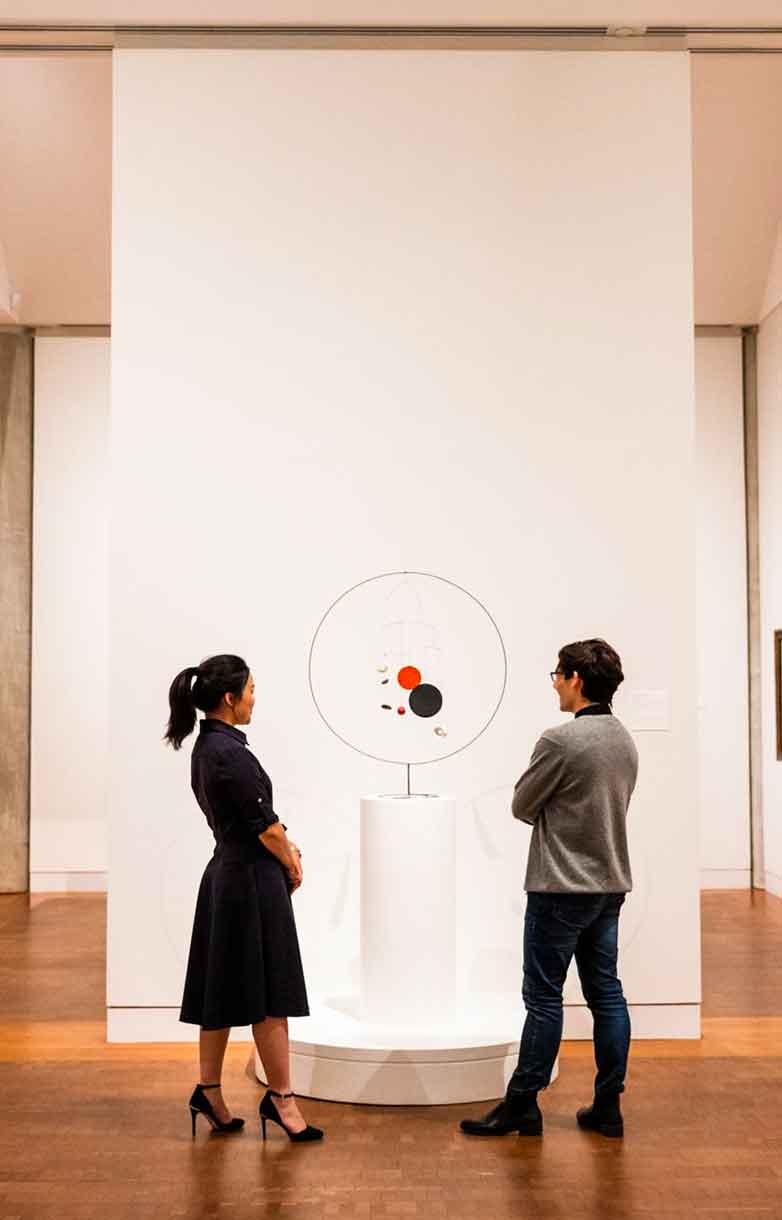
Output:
top-left (199, 1082), bottom-right (221, 1090)
top-left (269, 1089), bottom-right (294, 1099)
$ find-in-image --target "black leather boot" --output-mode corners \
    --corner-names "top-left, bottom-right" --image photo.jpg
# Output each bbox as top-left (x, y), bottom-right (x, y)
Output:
top-left (460, 1092), bottom-right (542, 1137)
top-left (576, 1093), bottom-right (623, 1138)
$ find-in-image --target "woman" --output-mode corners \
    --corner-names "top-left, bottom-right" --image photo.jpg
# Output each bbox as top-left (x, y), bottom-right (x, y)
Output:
top-left (165, 654), bottom-right (323, 1143)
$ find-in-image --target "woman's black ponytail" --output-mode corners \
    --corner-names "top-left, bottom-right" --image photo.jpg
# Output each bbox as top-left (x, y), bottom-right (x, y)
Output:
top-left (164, 666), bottom-right (200, 750)
top-left (164, 654), bottom-right (250, 750)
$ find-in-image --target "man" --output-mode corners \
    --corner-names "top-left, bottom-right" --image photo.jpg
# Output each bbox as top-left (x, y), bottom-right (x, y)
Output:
top-left (460, 638), bottom-right (638, 1140)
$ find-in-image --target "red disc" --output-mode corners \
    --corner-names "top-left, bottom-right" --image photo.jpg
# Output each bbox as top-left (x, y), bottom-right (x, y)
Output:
top-left (397, 706), bottom-right (406, 715)
top-left (398, 666), bottom-right (422, 691)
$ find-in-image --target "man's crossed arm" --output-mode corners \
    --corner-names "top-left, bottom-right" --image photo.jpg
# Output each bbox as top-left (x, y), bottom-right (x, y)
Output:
top-left (511, 735), bottom-right (566, 825)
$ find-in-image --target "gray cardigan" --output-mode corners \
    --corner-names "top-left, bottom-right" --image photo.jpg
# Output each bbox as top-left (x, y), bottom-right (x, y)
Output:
top-left (512, 711), bottom-right (637, 893)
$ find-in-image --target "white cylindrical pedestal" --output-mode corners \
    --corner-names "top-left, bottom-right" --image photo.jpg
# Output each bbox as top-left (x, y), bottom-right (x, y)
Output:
top-left (360, 794), bottom-right (455, 1026)
top-left (255, 791), bottom-right (559, 1103)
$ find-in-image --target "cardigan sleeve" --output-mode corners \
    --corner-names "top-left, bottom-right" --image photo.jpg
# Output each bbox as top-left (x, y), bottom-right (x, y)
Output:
top-left (511, 735), bottom-right (566, 825)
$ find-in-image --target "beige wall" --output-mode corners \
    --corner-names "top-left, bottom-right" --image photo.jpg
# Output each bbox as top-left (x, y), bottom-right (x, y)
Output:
top-left (0, 239), bottom-right (17, 321)
top-left (694, 335), bottom-right (751, 886)
top-left (0, 333), bottom-right (32, 893)
top-left (761, 221), bottom-right (782, 322)
top-left (692, 55), bottom-right (782, 326)
top-left (4, 45), bottom-right (782, 327)
top-left (0, 57), bottom-right (111, 325)
top-left (30, 336), bottom-right (110, 892)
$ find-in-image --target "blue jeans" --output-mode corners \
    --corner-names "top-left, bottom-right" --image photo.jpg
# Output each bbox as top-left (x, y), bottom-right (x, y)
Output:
top-left (507, 892), bottom-right (631, 1099)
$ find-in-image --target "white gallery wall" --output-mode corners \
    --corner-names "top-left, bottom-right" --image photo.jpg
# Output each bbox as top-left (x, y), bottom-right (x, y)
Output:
top-left (693, 334), bottom-right (750, 887)
top-left (108, 47), bottom-right (701, 1040)
top-left (758, 303), bottom-right (782, 897)
top-left (30, 336), bottom-right (110, 890)
top-left (28, 334), bottom-right (753, 900)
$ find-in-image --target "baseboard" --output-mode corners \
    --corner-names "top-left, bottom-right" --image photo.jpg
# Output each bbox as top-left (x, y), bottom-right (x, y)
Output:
top-left (563, 1003), bottom-right (700, 1040)
top-left (699, 869), bottom-right (782, 897)
top-left (700, 869), bottom-right (751, 890)
top-left (30, 870), bottom-right (107, 893)
top-left (108, 1003), bottom-right (701, 1043)
top-left (764, 871), bottom-right (782, 898)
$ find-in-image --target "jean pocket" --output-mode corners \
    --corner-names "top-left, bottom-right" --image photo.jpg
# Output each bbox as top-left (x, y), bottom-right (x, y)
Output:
top-left (552, 897), bottom-right (601, 929)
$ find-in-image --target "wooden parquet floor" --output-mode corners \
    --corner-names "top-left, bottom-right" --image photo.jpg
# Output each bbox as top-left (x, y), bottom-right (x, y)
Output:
top-left (1, 890), bottom-right (781, 1220)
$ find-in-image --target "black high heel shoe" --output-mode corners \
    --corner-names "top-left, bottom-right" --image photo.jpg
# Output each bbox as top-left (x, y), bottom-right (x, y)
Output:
top-left (189, 1083), bottom-right (245, 1137)
top-left (259, 1089), bottom-right (324, 1142)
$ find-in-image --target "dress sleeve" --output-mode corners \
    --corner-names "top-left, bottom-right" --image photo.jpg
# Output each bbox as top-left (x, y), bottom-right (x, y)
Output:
top-left (218, 747), bottom-right (280, 836)
top-left (511, 735), bottom-right (566, 825)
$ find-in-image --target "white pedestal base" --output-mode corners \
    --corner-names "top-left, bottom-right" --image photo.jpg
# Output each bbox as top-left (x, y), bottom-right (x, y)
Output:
top-left (255, 992), bottom-right (559, 1105)
top-left (253, 794), bottom-right (562, 1104)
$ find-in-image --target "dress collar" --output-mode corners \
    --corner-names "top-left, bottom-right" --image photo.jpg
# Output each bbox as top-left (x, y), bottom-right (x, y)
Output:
top-left (199, 718), bottom-right (247, 743)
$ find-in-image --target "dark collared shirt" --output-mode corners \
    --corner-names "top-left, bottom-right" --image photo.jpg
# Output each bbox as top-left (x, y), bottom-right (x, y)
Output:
top-left (191, 718), bottom-right (280, 852)
top-left (574, 703), bottom-right (613, 718)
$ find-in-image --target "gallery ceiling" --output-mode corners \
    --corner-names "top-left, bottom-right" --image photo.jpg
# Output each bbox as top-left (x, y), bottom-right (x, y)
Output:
top-left (1, 44), bottom-right (781, 325)
top-left (4, 2), bottom-right (782, 27)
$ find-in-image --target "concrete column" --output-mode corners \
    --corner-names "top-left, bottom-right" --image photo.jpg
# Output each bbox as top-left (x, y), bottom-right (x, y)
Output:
top-left (0, 332), bottom-right (32, 892)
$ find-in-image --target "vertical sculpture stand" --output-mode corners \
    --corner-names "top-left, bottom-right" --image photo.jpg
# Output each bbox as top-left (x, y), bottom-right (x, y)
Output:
top-left (360, 795), bottom-right (456, 1026)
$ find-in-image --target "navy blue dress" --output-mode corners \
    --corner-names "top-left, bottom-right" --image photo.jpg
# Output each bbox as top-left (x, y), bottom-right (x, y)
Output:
top-left (179, 719), bottom-right (309, 1029)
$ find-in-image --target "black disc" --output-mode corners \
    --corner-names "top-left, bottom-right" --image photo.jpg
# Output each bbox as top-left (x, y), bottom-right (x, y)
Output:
top-left (409, 683), bottom-right (443, 718)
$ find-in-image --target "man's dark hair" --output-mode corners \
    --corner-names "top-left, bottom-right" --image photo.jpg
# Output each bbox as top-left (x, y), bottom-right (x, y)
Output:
top-left (558, 638), bottom-right (624, 705)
